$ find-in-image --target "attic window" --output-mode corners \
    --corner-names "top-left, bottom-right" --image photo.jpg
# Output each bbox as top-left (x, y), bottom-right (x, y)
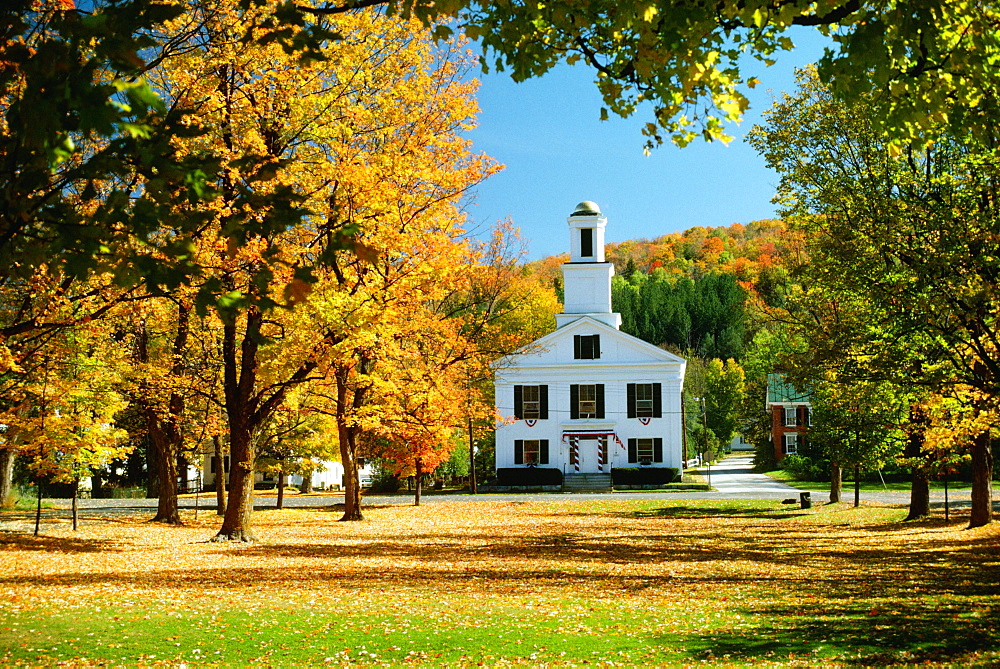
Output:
top-left (580, 228), bottom-right (594, 257)
top-left (574, 334), bottom-right (600, 360)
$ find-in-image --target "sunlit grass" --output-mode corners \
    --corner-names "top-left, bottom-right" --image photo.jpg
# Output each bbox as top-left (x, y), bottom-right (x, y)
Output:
top-left (0, 500), bottom-right (997, 666)
top-left (765, 468), bottom-right (972, 492)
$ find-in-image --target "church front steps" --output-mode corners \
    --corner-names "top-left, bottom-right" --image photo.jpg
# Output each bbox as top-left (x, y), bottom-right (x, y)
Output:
top-left (562, 473), bottom-right (613, 493)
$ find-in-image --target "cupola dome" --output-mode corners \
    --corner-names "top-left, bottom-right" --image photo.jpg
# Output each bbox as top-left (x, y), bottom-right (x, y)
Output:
top-left (571, 201), bottom-right (602, 217)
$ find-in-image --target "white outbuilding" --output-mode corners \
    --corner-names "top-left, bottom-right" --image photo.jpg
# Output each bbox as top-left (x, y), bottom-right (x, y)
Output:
top-left (494, 201), bottom-right (687, 491)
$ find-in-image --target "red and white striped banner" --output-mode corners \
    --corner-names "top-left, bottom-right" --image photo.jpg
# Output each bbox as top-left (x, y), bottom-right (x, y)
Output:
top-left (562, 431), bottom-right (625, 450)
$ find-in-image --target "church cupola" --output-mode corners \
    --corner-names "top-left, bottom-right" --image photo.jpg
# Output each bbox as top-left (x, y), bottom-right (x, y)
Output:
top-left (568, 201), bottom-right (606, 263)
top-left (556, 201), bottom-right (622, 330)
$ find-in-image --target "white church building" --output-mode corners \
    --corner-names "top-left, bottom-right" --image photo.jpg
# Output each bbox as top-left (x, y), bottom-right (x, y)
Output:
top-left (494, 202), bottom-right (687, 490)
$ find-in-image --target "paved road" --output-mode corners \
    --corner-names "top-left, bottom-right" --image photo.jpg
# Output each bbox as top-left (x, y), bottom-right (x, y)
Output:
top-left (691, 455), bottom-right (803, 498)
top-left (3, 455), bottom-right (980, 531)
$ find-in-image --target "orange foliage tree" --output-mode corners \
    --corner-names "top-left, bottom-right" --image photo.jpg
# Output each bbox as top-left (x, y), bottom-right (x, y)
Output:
top-left (150, 0), bottom-right (499, 537)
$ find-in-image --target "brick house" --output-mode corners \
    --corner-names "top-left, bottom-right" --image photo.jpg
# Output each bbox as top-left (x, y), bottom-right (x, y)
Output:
top-left (766, 373), bottom-right (811, 462)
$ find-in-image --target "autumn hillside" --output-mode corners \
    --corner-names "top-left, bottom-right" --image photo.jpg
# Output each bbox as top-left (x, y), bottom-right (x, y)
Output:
top-left (529, 218), bottom-right (800, 302)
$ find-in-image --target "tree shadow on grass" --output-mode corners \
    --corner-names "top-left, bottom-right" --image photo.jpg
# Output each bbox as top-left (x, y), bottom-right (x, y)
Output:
top-left (681, 599), bottom-right (1000, 666)
top-left (0, 534), bottom-right (125, 554)
top-left (626, 504), bottom-right (806, 521)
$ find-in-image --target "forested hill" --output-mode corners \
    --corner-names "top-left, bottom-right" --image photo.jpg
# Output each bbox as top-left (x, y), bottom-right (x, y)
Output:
top-left (527, 219), bottom-right (800, 359)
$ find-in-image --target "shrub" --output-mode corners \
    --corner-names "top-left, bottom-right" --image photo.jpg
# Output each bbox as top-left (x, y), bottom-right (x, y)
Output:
top-left (493, 468), bottom-right (562, 487)
top-left (753, 438), bottom-right (778, 472)
top-left (612, 467), bottom-right (679, 486)
top-left (780, 454), bottom-right (828, 482)
top-left (368, 473), bottom-right (401, 493)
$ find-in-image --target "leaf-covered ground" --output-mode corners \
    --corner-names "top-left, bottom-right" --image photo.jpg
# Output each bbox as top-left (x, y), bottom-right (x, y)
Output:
top-left (1, 499), bottom-right (998, 666)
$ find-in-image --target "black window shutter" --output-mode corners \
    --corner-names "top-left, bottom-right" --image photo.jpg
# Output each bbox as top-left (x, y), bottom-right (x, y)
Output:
top-left (574, 335), bottom-right (581, 359)
top-left (514, 385), bottom-right (523, 419)
top-left (627, 383), bottom-right (636, 418)
top-left (654, 438), bottom-right (663, 463)
top-left (570, 385), bottom-right (579, 419)
top-left (653, 383), bottom-right (662, 418)
top-left (540, 440), bottom-right (549, 465)
top-left (596, 384), bottom-right (605, 419)
top-left (539, 385), bottom-right (548, 419)
top-left (628, 439), bottom-right (637, 463)
top-left (514, 440), bottom-right (524, 464)
top-left (593, 334), bottom-right (600, 359)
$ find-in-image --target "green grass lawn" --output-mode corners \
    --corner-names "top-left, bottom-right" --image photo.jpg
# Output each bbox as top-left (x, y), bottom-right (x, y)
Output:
top-left (765, 468), bottom-right (973, 492)
top-left (1, 499), bottom-right (997, 666)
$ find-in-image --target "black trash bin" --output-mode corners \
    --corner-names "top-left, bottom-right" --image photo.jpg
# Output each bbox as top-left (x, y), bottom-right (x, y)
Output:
top-left (799, 492), bottom-right (812, 509)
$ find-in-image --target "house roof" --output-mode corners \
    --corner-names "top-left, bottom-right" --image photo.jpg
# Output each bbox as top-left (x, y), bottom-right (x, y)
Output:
top-left (767, 373), bottom-right (811, 404)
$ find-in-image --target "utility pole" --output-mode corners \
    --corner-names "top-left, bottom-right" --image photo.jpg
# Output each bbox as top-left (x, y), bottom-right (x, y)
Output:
top-left (701, 396), bottom-right (711, 488)
top-left (468, 413), bottom-right (477, 494)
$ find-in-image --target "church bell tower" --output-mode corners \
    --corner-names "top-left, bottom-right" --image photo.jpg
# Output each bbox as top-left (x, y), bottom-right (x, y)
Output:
top-left (555, 201), bottom-right (622, 329)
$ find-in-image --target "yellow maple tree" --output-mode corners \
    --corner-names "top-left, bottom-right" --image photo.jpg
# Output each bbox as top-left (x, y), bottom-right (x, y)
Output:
top-left (149, 0), bottom-right (499, 537)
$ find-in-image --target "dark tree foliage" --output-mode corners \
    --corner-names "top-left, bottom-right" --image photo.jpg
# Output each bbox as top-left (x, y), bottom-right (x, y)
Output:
top-left (612, 269), bottom-right (746, 359)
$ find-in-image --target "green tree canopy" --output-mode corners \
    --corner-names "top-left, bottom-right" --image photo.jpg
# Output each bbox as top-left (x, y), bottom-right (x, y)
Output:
top-left (749, 66), bottom-right (999, 526)
top-left (383, 0), bottom-right (1000, 147)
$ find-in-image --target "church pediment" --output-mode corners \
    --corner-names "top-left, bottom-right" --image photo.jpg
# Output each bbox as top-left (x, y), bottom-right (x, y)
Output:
top-left (498, 316), bottom-right (685, 369)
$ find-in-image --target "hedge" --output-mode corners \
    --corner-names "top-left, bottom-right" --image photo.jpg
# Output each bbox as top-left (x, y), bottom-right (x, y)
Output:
top-left (612, 467), bottom-right (679, 486)
top-left (493, 467), bottom-right (563, 487)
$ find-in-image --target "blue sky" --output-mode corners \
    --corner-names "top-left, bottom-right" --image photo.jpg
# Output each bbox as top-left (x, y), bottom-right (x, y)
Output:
top-left (464, 31), bottom-right (831, 261)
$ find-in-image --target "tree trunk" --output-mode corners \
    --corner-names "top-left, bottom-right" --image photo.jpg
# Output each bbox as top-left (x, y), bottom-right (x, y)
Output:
top-left (146, 440), bottom-right (159, 499)
top-left (854, 465), bottom-right (861, 508)
top-left (136, 307), bottom-right (190, 526)
top-left (414, 457), bottom-right (423, 506)
top-left (215, 422), bottom-right (256, 542)
top-left (468, 414), bottom-right (477, 494)
top-left (143, 407), bottom-right (181, 523)
top-left (178, 454), bottom-right (189, 493)
top-left (214, 307), bottom-right (262, 542)
top-left (90, 469), bottom-right (104, 499)
top-left (0, 448), bottom-right (15, 508)
top-left (145, 407), bottom-right (182, 525)
top-left (277, 470), bottom-right (285, 509)
top-left (72, 479), bottom-right (79, 531)
top-left (337, 418), bottom-right (363, 521)
top-left (905, 404), bottom-right (931, 520)
top-left (213, 302), bottom-right (321, 540)
top-left (212, 76), bottom-right (255, 542)
top-left (34, 476), bottom-right (42, 536)
top-left (214, 435), bottom-right (227, 516)
top-left (335, 355), bottom-right (373, 522)
top-left (300, 471), bottom-right (312, 494)
top-left (969, 429), bottom-right (994, 528)
top-left (907, 471), bottom-right (930, 521)
top-left (829, 462), bottom-right (841, 503)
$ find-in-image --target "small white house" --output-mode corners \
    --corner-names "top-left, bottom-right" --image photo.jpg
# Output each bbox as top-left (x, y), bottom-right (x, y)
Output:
top-left (494, 202), bottom-right (686, 487)
top-left (201, 454), bottom-right (372, 491)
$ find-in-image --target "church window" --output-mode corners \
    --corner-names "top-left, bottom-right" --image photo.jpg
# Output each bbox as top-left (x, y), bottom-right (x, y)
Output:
top-left (574, 334), bottom-right (600, 359)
